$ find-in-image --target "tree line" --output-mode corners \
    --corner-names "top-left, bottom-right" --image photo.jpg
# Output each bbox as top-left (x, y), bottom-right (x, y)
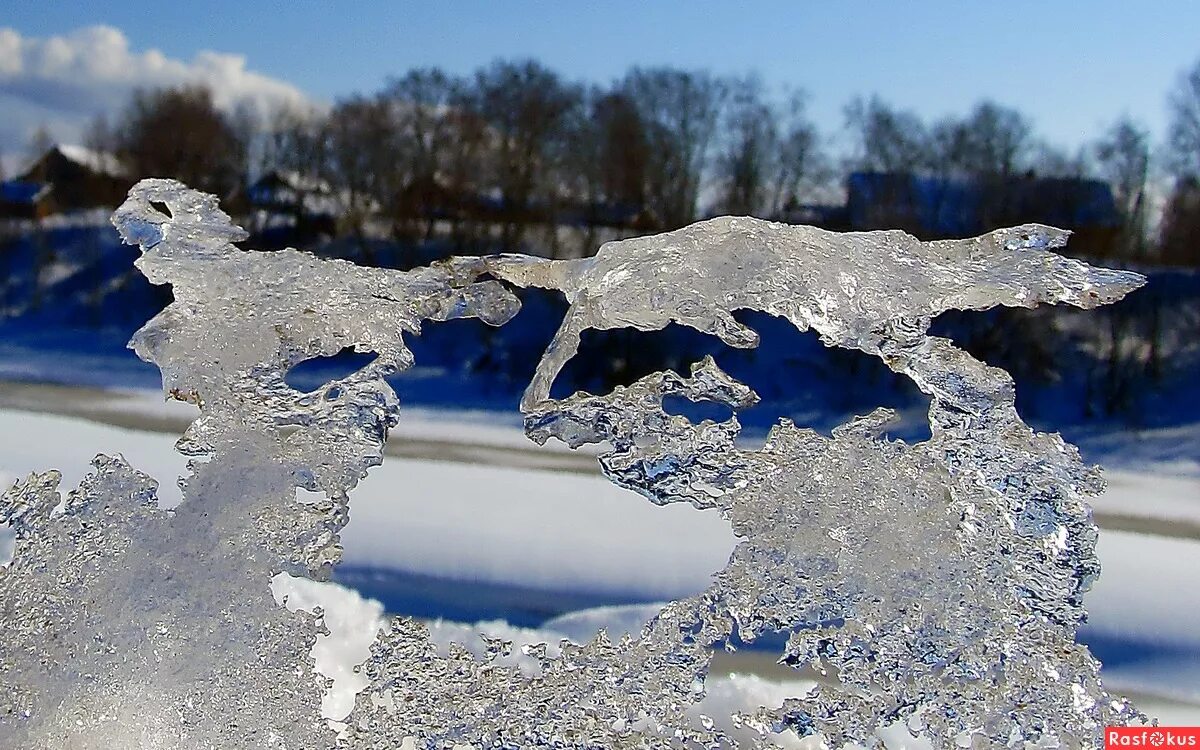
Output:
top-left (72, 57), bottom-right (1200, 265)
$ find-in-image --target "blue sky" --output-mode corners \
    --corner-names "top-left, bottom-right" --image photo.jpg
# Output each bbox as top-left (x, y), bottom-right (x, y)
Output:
top-left (3, 1), bottom-right (1200, 162)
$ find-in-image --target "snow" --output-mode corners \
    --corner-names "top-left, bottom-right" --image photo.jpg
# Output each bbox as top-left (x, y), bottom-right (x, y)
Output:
top-left (6, 400), bottom-right (1197, 728)
top-left (694, 675), bottom-right (1200, 747)
top-left (1090, 469), bottom-right (1200, 524)
top-left (396, 406), bottom-right (578, 453)
top-left (0, 406), bottom-right (729, 595)
top-left (3, 406), bottom-right (1198, 631)
top-left (0, 409), bottom-right (190, 509)
top-left (541, 602), bottom-right (666, 643)
top-left (339, 454), bottom-right (734, 596)
top-left (0, 470), bottom-right (11, 566)
top-left (3, 406), bottom-right (1197, 665)
top-left (5, 397), bottom-right (1195, 733)
top-left (271, 573), bottom-right (384, 721)
top-left (1085, 531), bottom-right (1200, 649)
top-left (253, 574), bottom-right (1200, 748)
top-left (1072, 423), bottom-right (1200, 479)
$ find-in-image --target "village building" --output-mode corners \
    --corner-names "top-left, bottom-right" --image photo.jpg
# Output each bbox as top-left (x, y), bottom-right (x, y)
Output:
top-left (842, 171), bottom-right (1121, 257)
top-left (0, 180), bottom-right (56, 220)
top-left (17, 145), bottom-right (132, 214)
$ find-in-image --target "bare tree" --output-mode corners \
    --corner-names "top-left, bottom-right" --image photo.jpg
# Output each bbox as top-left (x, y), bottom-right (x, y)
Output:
top-left (716, 75), bottom-right (776, 215)
top-left (559, 86), bottom-right (652, 254)
top-left (263, 105), bottom-right (329, 180)
top-left (1159, 177), bottom-right (1200, 267)
top-left (594, 91), bottom-right (649, 212)
top-left (767, 90), bottom-right (829, 216)
top-left (384, 68), bottom-right (458, 239)
top-left (1094, 117), bottom-right (1161, 379)
top-left (1160, 57), bottom-right (1200, 268)
top-left (622, 68), bottom-right (726, 229)
top-left (83, 113), bottom-right (117, 156)
top-left (438, 80), bottom-right (491, 248)
top-left (929, 101), bottom-right (1032, 178)
top-left (475, 59), bottom-right (579, 250)
top-left (114, 85), bottom-right (246, 197)
top-left (257, 105), bottom-right (332, 235)
top-left (1095, 117), bottom-right (1151, 256)
top-left (1030, 142), bottom-right (1091, 179)
top-left (1167, 57), bottom-right (1200, 179)
top-left (227, 100), bottom-right (268, 184)
top-left (844, 95), bottom-right (930, 174)
top-left (559, 86), bottom-right (607, 252)
top-left (22, 124), bottom-right (56, 313)
top-left (324, 95), bottom-right (396, 252)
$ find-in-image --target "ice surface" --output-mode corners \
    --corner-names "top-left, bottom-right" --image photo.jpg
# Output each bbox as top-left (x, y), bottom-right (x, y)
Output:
top-left (0, 457), bottom-right (331, 749)
top-left (0, 179), bottom-right (1149, 749)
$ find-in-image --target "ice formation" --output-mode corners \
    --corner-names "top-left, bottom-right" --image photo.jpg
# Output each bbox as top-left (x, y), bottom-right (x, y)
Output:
top-left (0, 179), bottom-right (1148, 749)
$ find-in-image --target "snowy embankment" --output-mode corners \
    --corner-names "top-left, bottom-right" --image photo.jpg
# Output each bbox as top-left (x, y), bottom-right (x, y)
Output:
top-left (2, 398), bottom-right (1199, 727)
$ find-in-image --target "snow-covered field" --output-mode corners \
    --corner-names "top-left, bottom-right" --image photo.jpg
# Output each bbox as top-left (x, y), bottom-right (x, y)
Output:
top-left (2, 394), bottom-right (1199, 730)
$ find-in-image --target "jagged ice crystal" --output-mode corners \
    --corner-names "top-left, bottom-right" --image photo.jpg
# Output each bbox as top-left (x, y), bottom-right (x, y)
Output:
top-left (0, 179), bottom-right (1148, 749)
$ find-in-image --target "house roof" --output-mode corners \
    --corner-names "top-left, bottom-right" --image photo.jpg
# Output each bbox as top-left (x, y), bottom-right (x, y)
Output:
top-left (51, 144), bottom-right (127, 179)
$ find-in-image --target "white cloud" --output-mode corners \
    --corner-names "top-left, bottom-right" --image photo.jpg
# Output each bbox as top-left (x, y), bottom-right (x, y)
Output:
top-left (0, 25), bottom-right (315, 172)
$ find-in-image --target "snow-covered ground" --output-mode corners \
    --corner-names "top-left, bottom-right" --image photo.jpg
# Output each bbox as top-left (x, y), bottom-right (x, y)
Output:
top-left (1090, 468), bottom-right (1200, 523)
top-left (2, 394), bottom-right (1199, 726)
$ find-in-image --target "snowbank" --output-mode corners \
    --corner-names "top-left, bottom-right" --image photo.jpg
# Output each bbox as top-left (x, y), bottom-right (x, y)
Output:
top-left (2, 406), bottom-right (1198, 713)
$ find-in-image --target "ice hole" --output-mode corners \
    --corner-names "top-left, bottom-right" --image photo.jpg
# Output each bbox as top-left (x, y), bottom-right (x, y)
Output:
top-left (328, 317), bottom-right (745, 655)
top-left (0, 471), bottom-right (13, 566)
top-left (929, 302), bottom-right (1169, 426)
top-left (554, 324), bottom-right (704, 399)
top-left (661, 393), bottom-right (736, 423)
top-left (333, 448), bottom-right (738, 631)
top-left (559, 317), bottom-right (932, 443)
top-left (284, 347), bottom-right (379, 393)
top-left (0, 520), bottom-right (13, 568)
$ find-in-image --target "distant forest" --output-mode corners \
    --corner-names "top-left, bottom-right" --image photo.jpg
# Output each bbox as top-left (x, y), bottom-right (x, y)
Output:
top-left (2, 59), bottom-right (1199, 424)
top-left (29, 55), bottom-right (1198, 267)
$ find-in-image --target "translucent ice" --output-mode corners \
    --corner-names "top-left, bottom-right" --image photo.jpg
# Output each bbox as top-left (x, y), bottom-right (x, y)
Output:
top-left (0, 180), bottom-right (1147, 749)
